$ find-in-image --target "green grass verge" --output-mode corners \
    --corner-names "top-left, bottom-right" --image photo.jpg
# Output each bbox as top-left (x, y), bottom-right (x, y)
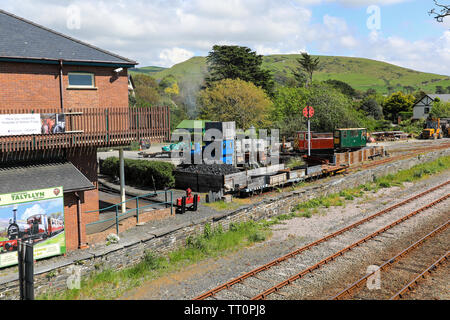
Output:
top-left (38, 221), bottom-right (271, 300)
top-left (291, 155), bottom-right (450, 217)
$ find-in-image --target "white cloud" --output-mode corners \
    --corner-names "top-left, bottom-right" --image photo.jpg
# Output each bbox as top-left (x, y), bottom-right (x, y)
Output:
top-left (302, 0), bottom-right (412, 6)
top-left (0, 0), bottom-right (448, 76)
top-left (332, 0), bottom-right (411, 6)
top-left (360, 31), bottom-right (450, 75)
top-left (158, 47), bottom-right (195, 67)
top-left (21, 204), bottom-right (45, 221)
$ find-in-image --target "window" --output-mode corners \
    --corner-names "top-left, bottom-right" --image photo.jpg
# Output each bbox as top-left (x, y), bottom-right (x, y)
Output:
top-left (424, 107), bottom-right (430, 114)
top-left (68, 73), bottom-right (95, 88)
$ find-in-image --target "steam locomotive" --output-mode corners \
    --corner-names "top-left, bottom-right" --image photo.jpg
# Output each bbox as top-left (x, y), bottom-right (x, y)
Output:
top-left (0, 207), bottom-right (64, 252)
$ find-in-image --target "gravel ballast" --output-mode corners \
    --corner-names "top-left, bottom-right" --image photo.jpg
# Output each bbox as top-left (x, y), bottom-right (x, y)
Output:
top-left (120, 170), bottom-right (450, 300)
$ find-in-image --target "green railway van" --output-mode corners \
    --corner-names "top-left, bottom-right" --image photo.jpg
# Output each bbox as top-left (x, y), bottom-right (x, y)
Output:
top-left (333, 128), bottom-right (367, 150)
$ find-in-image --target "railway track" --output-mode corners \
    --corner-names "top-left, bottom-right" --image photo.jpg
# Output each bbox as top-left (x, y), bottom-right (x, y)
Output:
top-left (331, 220), bottom-right (449, 300)
top-left (194, 180), bottom-right (450, 300)
top-left (390, 251), bottom-right (449, 300)
top-left (354, 142), bottom-right (450, 171)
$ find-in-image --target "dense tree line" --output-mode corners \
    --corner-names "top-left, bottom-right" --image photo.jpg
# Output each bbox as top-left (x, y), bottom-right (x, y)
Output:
top-left (131, 44), bottom-right (448, 139)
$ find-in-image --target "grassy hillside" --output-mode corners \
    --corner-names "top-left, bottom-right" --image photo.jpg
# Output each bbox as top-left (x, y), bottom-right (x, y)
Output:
top-left (140, 54), bottom-right (450, 95)
top-left (130, 66), bottom-right (167, 76)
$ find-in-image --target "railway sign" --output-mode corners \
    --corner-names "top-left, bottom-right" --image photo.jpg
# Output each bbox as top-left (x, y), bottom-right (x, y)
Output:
top-left (302, 106), bottom-right (314, 156)
top-left (0, 186), bottom-right (65, 268)
top-left (303, 106), bottom-right (314, 118)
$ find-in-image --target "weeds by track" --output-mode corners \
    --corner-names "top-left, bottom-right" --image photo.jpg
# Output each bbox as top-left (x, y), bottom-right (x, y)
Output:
top-left (194, 181), bottom-right (449, 300)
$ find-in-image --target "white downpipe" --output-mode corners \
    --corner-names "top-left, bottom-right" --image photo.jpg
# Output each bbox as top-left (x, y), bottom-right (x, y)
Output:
top-left (119, 148), bottom-right (126, 214)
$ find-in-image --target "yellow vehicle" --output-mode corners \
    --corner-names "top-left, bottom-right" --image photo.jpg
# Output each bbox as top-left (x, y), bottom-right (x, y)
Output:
top-left (420, 118), bottom-right (443, 139)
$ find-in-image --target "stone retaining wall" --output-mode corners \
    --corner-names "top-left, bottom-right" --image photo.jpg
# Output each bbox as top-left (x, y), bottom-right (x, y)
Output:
top-left (86, 208), bottom-right (173, 245)
top-left (0, 149), bottom-right (448, 300)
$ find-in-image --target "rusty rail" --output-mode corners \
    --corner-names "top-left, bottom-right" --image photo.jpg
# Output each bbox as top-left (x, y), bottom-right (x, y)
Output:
top-left (332, 220), bottom-right (450, 300)
top-left (252, 194), bottom-right (449, 300)
top-left (194, 181), bottom-right (450, 300)
top-left (355, 142), bottom-right (450, 171)
top-left (389, 251), bottom-right (449, 300)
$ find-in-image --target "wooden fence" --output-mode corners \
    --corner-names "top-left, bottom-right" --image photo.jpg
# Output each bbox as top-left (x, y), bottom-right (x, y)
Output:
top-left (0, 106), bottom-right (170, 153)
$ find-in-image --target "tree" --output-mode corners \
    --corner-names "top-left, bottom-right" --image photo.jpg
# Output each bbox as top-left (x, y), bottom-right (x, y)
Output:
top-left (205, 45), bottom-right (274, 95)
top-left (291, 68), bottom-right (308, 88)
top-left (364, 88), bottom-right (377, 97)
top-left (382, 91), bottom-right (416, 121)
top-left (159, 75), bottom-right (178, 91)
top-left (436, 85), bottom-right (445, 94)
top-left (360, 98), bottom-right (383, 120)
top-left (271, 84), bottom-right (365, 137)
top-left (430, 100), bottom-right (450, 118)
top-left (429, 1), bottom-right (450, 22)
top-left (413, 90), bottom-right (427, 101)
top-left (132, 74), bottom-right (161, 106)
top-left (323, 79), bottom-right (357, 97)
top-left (403, 86), bottom-right (415, 94)
top-left (198, 79), bottom-right (273, 129)
top-left (296, 52), bottom-right (320, 87)
top-left (164, 83), bottom-right (180, 98)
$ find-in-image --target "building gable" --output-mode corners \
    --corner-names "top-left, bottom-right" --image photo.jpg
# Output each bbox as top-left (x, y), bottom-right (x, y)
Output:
top-left (0, 9), bottom-right (137, 67)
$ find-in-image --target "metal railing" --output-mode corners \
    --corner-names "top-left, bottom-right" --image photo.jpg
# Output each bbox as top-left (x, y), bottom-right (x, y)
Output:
top-left (0, 106), bottom-right (171, 152)
top-left (85, 190), bottom-right (173, 235)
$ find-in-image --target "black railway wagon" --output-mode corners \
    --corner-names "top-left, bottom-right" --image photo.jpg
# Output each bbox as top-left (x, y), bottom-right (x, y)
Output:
top-left (334, 128), bottom-right (367, 150)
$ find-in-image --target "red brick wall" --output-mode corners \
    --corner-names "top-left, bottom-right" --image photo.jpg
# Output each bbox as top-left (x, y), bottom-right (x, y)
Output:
top-left (0, 61), bottom-right (129, 110)
top-left (63, 192), bottom-right (81, 251)
top-left (64, 147), bottom-right (100, 251)
top-left (0, 60), bottom-right (131, 251)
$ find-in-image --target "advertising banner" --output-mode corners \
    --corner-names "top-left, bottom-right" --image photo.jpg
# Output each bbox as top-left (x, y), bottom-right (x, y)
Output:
top-left (0, 187), bottom-right (65, 268)
top-left (0, 114), bottom-right (66, 136)
top-left (0, 114), bottom-right (41, 136)
top-left (40, 114), bottom-right (66, 134)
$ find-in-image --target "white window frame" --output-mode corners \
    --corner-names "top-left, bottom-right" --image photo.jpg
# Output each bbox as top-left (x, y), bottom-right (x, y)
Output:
top-left (68, 72), bottom-right (96, 89)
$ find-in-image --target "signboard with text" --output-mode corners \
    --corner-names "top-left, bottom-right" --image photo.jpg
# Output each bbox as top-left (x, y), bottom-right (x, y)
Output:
top-left (0, 114), bottom-right (41, 136)
top-left (0, 187), bottom-right (66, 268)
top-left (0, 114), bottom-right (66, 136)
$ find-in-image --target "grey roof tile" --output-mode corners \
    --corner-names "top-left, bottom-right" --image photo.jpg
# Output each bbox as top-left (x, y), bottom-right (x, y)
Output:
top-left (0, 9), bottom-right (136, 66)
top-left (0, 162), bottom-right (95, 194)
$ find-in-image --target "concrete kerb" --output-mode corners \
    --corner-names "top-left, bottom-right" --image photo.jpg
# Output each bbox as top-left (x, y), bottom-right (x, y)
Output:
top-left (89, 243), bottom-right (125, 258)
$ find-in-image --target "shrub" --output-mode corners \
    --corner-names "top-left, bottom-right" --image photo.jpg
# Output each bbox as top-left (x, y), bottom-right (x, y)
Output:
top-left (100, 157), bottom-right (175, 189)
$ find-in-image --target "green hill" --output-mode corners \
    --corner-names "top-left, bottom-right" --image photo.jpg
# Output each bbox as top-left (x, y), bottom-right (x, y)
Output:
top-left (138, 54), bottom-right (450, 95)
top-left (130, 66), bottom-right (167, 75)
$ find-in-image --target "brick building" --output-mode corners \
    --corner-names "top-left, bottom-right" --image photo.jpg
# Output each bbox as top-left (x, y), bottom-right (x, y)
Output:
top-left (0, 10), bottom-right (170, 252)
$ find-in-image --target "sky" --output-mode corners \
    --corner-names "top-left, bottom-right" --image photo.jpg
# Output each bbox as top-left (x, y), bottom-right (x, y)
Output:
top-left (1, 0), bottom-right (450, 75)
top-left (0, 198), bottom-right (63, 228)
